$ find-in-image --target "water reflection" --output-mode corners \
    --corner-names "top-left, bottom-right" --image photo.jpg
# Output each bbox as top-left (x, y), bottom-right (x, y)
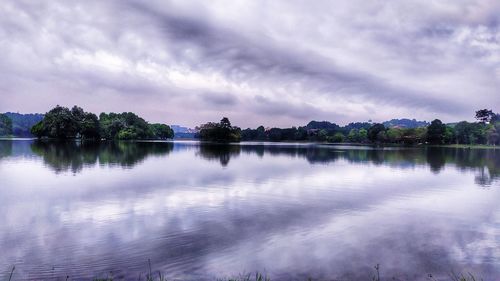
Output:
top-left (197, 144), bottom-right (241, 167)
top-left (0, 140), bottom-right (12, 159)
top-left (0, 140), bottom-right (499, 280)
top-left (30, 141), bottom-right (174, 173)
top-left (1, 140), bottom-right (498, 186)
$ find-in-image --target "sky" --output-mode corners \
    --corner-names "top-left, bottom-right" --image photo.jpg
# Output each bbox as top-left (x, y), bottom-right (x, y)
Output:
top-left (0, 0), bottom-right (499, 128)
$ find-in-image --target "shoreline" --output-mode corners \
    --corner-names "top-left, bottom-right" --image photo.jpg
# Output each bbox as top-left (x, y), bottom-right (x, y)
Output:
top-left (0, 137), bottom-right (498, 149)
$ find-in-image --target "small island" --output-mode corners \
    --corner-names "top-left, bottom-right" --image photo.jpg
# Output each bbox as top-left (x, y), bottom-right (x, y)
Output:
top-left (29, 105), bottom-right (174, 140)
top-left (196, 117), bottom-right (241, 143)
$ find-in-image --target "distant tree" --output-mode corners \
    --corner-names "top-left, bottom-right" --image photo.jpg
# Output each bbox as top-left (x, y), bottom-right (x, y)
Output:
top-left (345, 122), bottom-right (372, 130)
top-left (376, 130), bottom-right (388, 142)
top-left (294, 127), bottom-right (308, 141)
top-left (80, 112), bottom-right (100, 139)
top-left (453, 121), bottom-right (487, 145)
top-left (31, 105), bottom-right (80, 139)
top-left (328, 132), bottom-right (345, 143)
top-left (368, 123), bottom-right (386, 143)
top-left (383, 118), bottom-right (429, 129)
top-left (386, 128), bottom-right (403, 143)
top-left (475, 109), bottom-right (495, 123)
top-left (32, 106), bottom-right (171, 140)
top-left (486, 126), bottom-right (499, 145)
top-left (149, 123), bottom-right (174, 139)
top-left (426, 119), bottom-right (446, 144)
top-left (268, 128), bottom-right (283, 141)
top-left (256, 126), bottom-right (267, 140)
top-left (443, 126), bottom-right (455, 144)
top-left (197, 117), bottom-right (241, 142)
top-left (358, 128), bottom-right (368, 143)
top-left (317, 129), bottom-right (328, 141)
top-left (347, 129), bottom-right (359, 142)
top-left (306, 120), bottom-right (340, 130)
top-left (99, 112), bottom-right (158, 140)
top-left (0, 114), bottom-right (13, 136)
top-left (4, 112), bottom-right (43, 137)
top-left (30, 121), bottom-right (45, 138)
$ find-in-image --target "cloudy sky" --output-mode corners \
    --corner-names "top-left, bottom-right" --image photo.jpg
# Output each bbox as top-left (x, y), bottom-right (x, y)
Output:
top-left (1, 0), bottom-right (499, 127)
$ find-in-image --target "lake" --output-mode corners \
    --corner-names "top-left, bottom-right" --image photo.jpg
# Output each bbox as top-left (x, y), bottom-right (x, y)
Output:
top-left (0, 140), bottom-right (499, 280)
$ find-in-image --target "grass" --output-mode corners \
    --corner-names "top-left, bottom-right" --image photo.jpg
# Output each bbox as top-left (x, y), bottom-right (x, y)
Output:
top-left (5, 263), bottom-right (486, 281)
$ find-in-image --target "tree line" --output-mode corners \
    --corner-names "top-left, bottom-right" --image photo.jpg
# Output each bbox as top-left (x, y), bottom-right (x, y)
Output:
top-left (2, 106), bottom-right (499, 145)
top-left (198, 109), bottom-right (499, 145)
top-left (29, 105), bottom-right (174, 140)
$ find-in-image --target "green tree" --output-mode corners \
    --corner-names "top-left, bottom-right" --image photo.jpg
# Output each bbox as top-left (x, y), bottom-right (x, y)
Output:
top-left (32, 105), bottom-right (80, 139)
top-left (80, 112), bottom-right (100, 139)
top-left (328, 132), bottom-right (345, 143)
top-left (317, 129), bottom-right (328, 141)
top-left (386, 128), bottom-right (403, 143)
top-left (486, 126), bottom-right (499, 145)
top-left (197, 117), bottom-right (241, 142)
top-left (149, 123), bottom-right (174, 139)
top-left (347, 129), bottom-right (359, 142)
top-left (99, 112), bottom-right (161, 140)
top-left (0, 114), bottom-right (13, 136)
top-left (358, 128), bottom-right (368, 143)
top-left (475, 109), bottom-right (495, 123)
top-left (368, 123), bottom-right (386, 143)
top-left (426, 119), bottom-right (446, 144)
top-left (443, 126), bottom-right (455, 144)
top-left (454, 121), bottom-right (488, 145)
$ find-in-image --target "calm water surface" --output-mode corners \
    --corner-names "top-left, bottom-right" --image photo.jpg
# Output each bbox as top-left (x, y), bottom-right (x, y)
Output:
top-left (0, 140), bottom-right (499, 280)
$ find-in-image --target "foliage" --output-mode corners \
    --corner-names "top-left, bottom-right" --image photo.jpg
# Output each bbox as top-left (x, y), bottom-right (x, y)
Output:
top-left (197, 117), bottom-right (241, 142)
top-left (0, 114), bottom-right (13, 136)
top-left (327, 132), bottom-right (346, 143)
top-left (3, 112), bottom-right (43, 137)
top-left (367, 123), bottom-right (386, 143)
top-left (305, 120), bottom-right (340, 130)
top-left (383, 118), bottom-right (429, 128)
top-left (475, 109), bottom-right (495, 123)
top-left (99, 112), bottom-right (173, 140)
top-left (31, 105), bottom-right (173, 140)
top-left (426, 119), bottom-right (447, 144)
top-left (31, 106), bottom-right (83, 139)
top-left (149, 124), bottom-right (174, 139)
top-left (19, 106), bottom-right (500, 146)
top-left (453, 121), bottom-right (487, 145)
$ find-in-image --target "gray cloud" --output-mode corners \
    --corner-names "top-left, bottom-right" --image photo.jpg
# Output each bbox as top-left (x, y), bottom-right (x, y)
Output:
top-left (0, 0), bottom-right (499, 127)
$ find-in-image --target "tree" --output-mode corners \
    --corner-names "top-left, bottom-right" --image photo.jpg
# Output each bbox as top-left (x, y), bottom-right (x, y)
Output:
top-left (31, 106), bottom-right (171, 140)
top-left (358, 128), bottom-right (368, 143)
top-left (453, 121), bottom-right (488, 145)
top-left (99, 112), bottom-right (167, 140)
top-left (3, 112), bottom-right (43, 137)
top-left (486, 126), bottom-right (499, 145)
top-left (443, 126), bottom-right (455, 144)
top-left (328, 132), bottom-right (345, 143)
top-left (368, 123), bottom-right (386, 143)
top-left (149, 123), bottom-right (174, 139)
top-left (197, 117), bottom-right (241, 142)
top-left (426, 119), bottom-right (446, 145)
top-left (386, 128), bottom-right (403, 143)
top-left (80, 112), bottom-right (100, 139)
top-left (347, 129), bottom-right (359, 142)
top-left (30, 121), bottom-right (45, 138)
top-left (475, 109), bottom-right (495, 123)
top-left (32, 105), bottom-right (80, 139)
top-left (0, 114), bottom-right (13, 136)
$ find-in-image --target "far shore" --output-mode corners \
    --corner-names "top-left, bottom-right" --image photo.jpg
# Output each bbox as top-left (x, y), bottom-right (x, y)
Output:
top-left (1, 137), bottom-right (498, 149)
